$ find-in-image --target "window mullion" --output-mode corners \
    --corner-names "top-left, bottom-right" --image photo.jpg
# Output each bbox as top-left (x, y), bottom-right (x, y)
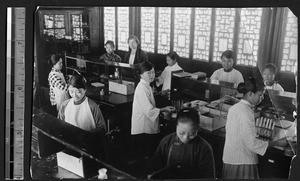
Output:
top-left (154, 7), bottom-right (159, 54)
top-left (209, 8), bottom-right (216, 63)
top-left (170, 8), bottom-right (175, 52)
top-left (189, 8), bottom-right (195, 60)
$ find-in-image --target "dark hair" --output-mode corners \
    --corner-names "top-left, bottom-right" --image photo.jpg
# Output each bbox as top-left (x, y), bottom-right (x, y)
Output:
top-left (127, 35), bottom-right (140, 44)
top-left (48, 54), bottom-right (63, 67)
top-left (105, 40), bottom-right (115, 48)
top-left (176, 108), bottom-right (200, 127)
top-left (166, 51), bottom-right (180, 62)
top-left (264, 63), bottom-right (277, 75)
top-left (221, 50), bottom-right (236, 65)
top-left (69, 75), bottom-right (87, 89)
top-left (237, 77), bottom-right (265, 95)
top-left (138, 61), bottom-right (154, 75)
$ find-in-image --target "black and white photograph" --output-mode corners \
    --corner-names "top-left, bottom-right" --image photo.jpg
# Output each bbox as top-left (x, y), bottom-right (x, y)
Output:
top-left (3, 2), bottom-right (299, 180)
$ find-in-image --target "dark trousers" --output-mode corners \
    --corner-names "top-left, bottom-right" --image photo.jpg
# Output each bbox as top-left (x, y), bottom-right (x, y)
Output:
top-left (131, 133), bottom-right (161, 157)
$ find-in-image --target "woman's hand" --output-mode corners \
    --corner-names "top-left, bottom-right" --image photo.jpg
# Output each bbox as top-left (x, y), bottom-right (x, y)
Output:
top-left (161, 89), bottom-right (170, 96)
top-left (160, 106), bottom-right (175, 113)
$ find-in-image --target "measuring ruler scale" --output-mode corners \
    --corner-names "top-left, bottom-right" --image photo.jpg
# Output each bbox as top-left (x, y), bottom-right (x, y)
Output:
top-left (6, 7), bottom-right (26, 180)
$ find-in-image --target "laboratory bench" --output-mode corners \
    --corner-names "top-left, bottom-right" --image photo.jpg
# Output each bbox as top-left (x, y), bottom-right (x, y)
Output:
top-left (32, 64), bottom-right (297, 179)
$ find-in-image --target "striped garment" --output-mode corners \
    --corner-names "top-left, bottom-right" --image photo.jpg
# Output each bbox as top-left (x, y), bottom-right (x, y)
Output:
top-left (222, 99), bottom-right (269, 165)
top-left (48, 68), bottom-right (68, 106)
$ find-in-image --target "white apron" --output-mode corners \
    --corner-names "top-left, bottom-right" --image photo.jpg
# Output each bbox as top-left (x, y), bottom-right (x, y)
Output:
top-left (64, 98), bottom-right (96, 131)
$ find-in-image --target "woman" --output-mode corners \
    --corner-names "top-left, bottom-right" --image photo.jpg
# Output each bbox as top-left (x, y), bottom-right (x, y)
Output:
top-left (156, 51), bottom-right (183, 95)
top-left (155, 108), bottom-right (215, 179)
top-left (131, 61), bottom-right (174, 157)
top-left (124, 35), bottom-right (148, 65)
top-left (210, 50), bottom-right (244, 84)
top-left (48, 54), bottom-right (69, 110)
top-left (58, 75), bottom-right (106, 137)
top-left (222, 77), bottom-right (286, 179)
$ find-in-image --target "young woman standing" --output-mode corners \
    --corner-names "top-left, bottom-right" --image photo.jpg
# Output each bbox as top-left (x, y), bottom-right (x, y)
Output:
top-left (131, 61), bottom-right (174, 157)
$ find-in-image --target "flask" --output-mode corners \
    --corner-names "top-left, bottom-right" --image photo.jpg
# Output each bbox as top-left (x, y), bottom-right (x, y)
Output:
top-left (114, 68), bottom-right (119, 79)
top-left (100, 89), bottom-right (105, 96)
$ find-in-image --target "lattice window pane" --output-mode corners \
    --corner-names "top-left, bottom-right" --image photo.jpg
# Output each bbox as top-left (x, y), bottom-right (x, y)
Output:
top-left (281, 8), bottom-right (298, 72)
top-left (213, 8), bottom-right (236, 62)
top-left (104, 7), bottom-right (116, 44)
top-left (43, 15), bottom-right (54, 28)
top-left (174, 8), bottom-right (191, 58)
top-left (141, 7), bottom-right (155, 53)
top-left (236, 8), bottom-right (262, 67)
top-left (117, 7), bottom-right (129, 51)
top-left (55, 29), bottom-right (66, 39)
top-left (43, 14), bottom-right (65, 41)
top-left (158, 7), bottom-right (171, 54)
top-left (54, 15), bottom-right (65, 28)
top-left (72, 14), bottom-right (82, 27)
top-left (72, 27), bottom-right (82, 41)
top-left (71, 14), bottom-right (90, 41)
top-left (193, 8), bottom-right (212, 61)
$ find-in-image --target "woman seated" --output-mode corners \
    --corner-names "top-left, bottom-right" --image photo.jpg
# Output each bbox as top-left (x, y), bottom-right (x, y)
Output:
top-left (262, 63), bottom-right (284, 91)
top-left (124, 35), bottom-right (148, 64)
top-left (58, 75), bottom-right (106, 137)
top-left (155, 108), bottom-right (216, 179)
top-left (210, 50), bottom-right (244, 84)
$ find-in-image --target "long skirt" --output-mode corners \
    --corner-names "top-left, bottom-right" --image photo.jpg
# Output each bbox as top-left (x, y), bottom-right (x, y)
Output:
top-left (222, 163), bottom-right (259, 179)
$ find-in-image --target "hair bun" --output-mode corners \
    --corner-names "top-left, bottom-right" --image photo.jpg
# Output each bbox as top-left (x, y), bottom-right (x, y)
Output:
top-left (237, 82), bottom-right (247, 94)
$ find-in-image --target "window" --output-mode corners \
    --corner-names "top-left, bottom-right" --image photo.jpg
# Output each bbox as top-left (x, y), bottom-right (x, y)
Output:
top-left (193, 8), bottom-right (212, 61)
top-left (141, 7), bottom-right (155, 53)
top-left (213, 8), bottom-right (236, 62)
top-left (103, 7), bottom-right (296, 70)
top-left (280, 8), bottom-right (298, 72)
top-left (40, 10), bottom-right (91, 53)
top-left (157, 7), bottom-right (171, 54)
top-left (103, 7), bottom-right (116, 44)
top-left (71, 14), bottom-right (90, 41)
top-left (236, 8), bottom-right (263, 66)
top-left (117, 7), bottom-right (129, 51)
top-left (42, 14), bottom-right (66, 41)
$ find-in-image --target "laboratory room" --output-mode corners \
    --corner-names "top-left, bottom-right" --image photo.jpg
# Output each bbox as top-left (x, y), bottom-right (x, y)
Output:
top-left (31, 6), bottom-right (298, 180)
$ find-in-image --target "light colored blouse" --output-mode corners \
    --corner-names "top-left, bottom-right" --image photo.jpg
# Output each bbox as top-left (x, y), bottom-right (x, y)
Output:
top-left (131, 79), bottom-right (160, 135)
top-left (223, 99), bottom-right (269, 165)
top-left (129, 53), bottom-right (136, 65)
top-left (265, 82), bottom-right (284, 92)
top-left (156, 62), bottom-right (182, 91)
top-left (210, 68), bottom-right (244, 85)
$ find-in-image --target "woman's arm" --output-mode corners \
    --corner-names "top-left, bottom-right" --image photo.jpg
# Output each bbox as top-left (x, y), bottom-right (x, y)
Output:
top-left (88, 99), bottom-right (107, 135)
top-left (240, 114), bottom-right (269, 156)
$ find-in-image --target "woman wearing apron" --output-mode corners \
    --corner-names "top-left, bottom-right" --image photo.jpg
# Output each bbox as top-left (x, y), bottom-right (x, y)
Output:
top-left (58, 75), bottom-right (106, 137)
top-left (155, 108), bottom-right (215, 179)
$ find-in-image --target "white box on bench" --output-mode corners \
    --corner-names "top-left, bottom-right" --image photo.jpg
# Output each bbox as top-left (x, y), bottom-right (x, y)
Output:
top-left (56, 151), bottom-right (84, 177)
top-left (109, 80), bottom-right (135, 95)
top-left (199, 108), bottom-right (227, 131)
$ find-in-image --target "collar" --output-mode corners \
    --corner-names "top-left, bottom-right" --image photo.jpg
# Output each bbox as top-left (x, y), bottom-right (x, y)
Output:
top-left (140, 78), bottom-right (150, 86)
top-left (169, 62), bottom-right (178, 68)
top-left (107, 52), bottom-right (115, 56)
top-left (240, 99), bottom-right (253, 107)
top-left (73, 96), bottom-right (86, 105)
top-left (223, 67), bottom-right (233, 72)
top-left (52, 68), bottom-right (61, 72)
top-left (265, 81), bottom-right (275, 86)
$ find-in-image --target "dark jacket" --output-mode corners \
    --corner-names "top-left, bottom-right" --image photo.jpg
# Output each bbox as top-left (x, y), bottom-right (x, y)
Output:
top-left (123, 48), bottom-right (148, 64)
